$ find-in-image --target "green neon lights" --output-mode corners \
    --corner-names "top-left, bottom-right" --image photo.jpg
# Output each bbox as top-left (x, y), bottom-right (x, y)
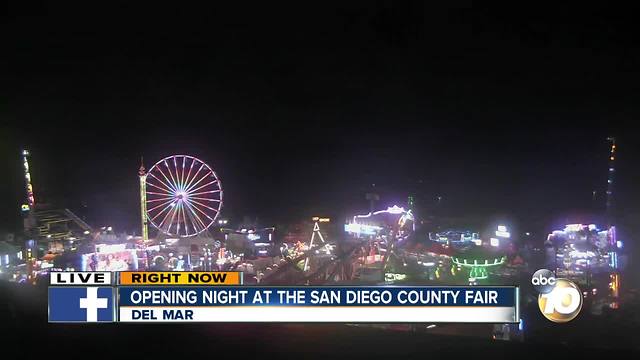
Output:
top-left (451, 256), bottom-right (505, 267)
top-left (451, 255), bottom-right (505, 281)
top-left (469, 266), bottom-right (488, 279)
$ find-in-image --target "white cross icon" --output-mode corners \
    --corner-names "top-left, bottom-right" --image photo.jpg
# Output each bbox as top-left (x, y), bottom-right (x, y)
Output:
top-left (79, 287), bottom-right (109, 322)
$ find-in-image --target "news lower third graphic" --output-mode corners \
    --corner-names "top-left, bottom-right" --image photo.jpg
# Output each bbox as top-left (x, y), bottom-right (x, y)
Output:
top-left (48, 271), bottom-right (520, 323)
top-left (48, 287), bottom-right (116, 322)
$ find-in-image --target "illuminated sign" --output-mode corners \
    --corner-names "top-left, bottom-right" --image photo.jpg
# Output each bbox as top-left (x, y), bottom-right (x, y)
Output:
top-left (495, 225), bottom-right (510, 238)
top-left (345, 223), bottom-right (383, 235)
top-left (247, 233), bottom-right (261, 241)
top-left (95, 244), bottom-right (127, 253)
top-left (564, 224), bottom-right (584, 232)
top-left (385, 205), bottom-right (405, 214)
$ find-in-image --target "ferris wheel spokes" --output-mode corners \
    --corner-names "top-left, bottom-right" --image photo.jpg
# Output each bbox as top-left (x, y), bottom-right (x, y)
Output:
top-left (148, 197), bottom-right (176, 214)
top-left (146, 194), bottom-right (174, 202)
top-left (182, 200), bottom-right (208, 234)
top-left (188, 189), bottom-right (221, 197)
top-left (184, 171), bottom-right (214, 194)
top-left (182, 163), bottom-right (206, 192)
top-left (184, 198), bottom-right (216, 221)
top-left (186, 180), bottom-right (218, 196)
top-left (147, 172), bottom-right (177, 194)
top-left (179, 156), bottom-right (187, 189)
top-left (164, 160), bottom-right (178, 188)
top-left (145, 155), bottom-right (223, 237)
top-left (182, 160), bottom-right (196, 191)
top-left (187, 198), bottom-right (220, 214)
top-left (155, 164), bottom-right (179, 193)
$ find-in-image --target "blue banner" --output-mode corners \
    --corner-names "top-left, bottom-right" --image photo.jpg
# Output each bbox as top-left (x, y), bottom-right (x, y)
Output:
top-left (49, 287), bottom-right (116, 322)
top-left (118, 286), bottom-right (517, 307)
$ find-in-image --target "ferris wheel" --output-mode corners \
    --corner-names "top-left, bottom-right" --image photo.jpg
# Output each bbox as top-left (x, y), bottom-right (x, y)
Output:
top-left (145, 155), bottom-right (223, 237)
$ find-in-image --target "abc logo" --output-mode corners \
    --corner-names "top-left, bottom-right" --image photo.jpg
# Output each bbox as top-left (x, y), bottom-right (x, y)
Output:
top-left (531, 269), bottom-right (556, 294)
top-left (536, 277), bottom-right (583, 323)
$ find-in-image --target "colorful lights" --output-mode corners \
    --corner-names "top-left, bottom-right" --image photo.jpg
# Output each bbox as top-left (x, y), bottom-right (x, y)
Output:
top-left (451, 256), bottom-right (506, 267)
top-left (353, 205), bottom-right (413, 222)
top-left (21, 149), bottom-right (35, 209)
top-left (451, 255), bottom-right (506, 282)
top-left (305, 217), bottom-right (329, 271)
top-left (564, 224), bottom-right (584, 232)
top-left (139, 160), bottom-right (149, 241)
top-left (385, 205), bottom-right (405, 214)
top-left (347, 205), bottom-right (414, 239)
top-left (609, 273), bottom-right (620, 298)
top-left (495, 225), bottom-right (510, 238)
top-left (384, 273), bottom-right (407, 281)
top-left (606, 137), bottom-right (616, 216)
top-left (608, 251), bottom-right (618, 269)
top-left (431, 230), bottom-right (480, 244)
top-left (549, 223), bottom-right (621, 276)
top-left (469, 266), bottom-right (488, 280)
top-left (609, 226), bottom-right (617, 246)
top-left (145, 155), bottom-right (223, 237)
top-left (247, 233), bottom-right (261, 241)
top-left (344, 223), bottom-right (383, 235)
top-left (568, 250), bottom-right (596, 259)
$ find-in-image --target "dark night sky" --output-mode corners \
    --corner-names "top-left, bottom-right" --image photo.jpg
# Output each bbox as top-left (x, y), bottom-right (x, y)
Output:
top-left (2, 3), bottom-right (639, 234)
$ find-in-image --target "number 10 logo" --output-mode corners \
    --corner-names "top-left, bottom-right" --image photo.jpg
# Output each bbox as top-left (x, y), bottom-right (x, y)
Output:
top-left (537, 278), bottom-right (583, 323)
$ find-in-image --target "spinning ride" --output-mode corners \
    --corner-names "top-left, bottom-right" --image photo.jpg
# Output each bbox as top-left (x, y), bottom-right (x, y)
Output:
top-left (141, 155), bottom-right (223, 238)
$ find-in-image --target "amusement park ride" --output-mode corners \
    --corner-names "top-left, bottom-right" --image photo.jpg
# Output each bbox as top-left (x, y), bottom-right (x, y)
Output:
top-left (303, 217), bottom-right (330, 271)
top-left (21, 150), bottom-right (92, 250)
top-left (139, 155), bottom-right (223, 241)
top-left (137, 155), bottom-right (225, 270)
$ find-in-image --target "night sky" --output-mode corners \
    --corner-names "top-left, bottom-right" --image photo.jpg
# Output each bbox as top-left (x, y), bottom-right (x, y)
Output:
top-left (2, 3), bottom-right (639, 235)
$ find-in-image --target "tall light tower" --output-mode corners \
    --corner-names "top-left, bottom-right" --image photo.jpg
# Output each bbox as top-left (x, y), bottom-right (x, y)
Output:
top-left (304, 217), bottom-right (329, 271)
top-left (21, 149), bottom-right (37, 236)
top-left (606, 137), bottom-right (616, 223)
top-left (139, 158), bottom-right (149, 241)
top-left (21, 149), bottom-right (36, 210)
top-left (21, 149), bottom-right (38, 268)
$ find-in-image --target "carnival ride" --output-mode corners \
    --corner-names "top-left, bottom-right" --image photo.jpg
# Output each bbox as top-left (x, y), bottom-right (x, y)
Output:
top-left (429, 229), bottom-right (480, 246)
top-left (222, 227), bottom-right (276, 258)
top-left (544, 223), bottom-right (624, 312)
top-left (345, 205), bottom-right (415, 241)
top-left (141, 155), bottom-right (223, 238)
top-left (545, 223), bottom-right (621, 274)
top-left (451, 249), bottom-right (507, 282)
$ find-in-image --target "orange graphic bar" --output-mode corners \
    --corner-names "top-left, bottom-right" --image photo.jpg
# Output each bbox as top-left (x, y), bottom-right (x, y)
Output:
top-left (119, 271), bottom-right (242, 285)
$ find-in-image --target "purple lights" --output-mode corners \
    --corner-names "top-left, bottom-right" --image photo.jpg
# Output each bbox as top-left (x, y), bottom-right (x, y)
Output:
top-left (145, 155), bottom-right (223, 237)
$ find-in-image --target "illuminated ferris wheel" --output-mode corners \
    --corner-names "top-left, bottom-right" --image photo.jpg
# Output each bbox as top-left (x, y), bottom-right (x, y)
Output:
top-left (144, 155), bottom-right (223, 237)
